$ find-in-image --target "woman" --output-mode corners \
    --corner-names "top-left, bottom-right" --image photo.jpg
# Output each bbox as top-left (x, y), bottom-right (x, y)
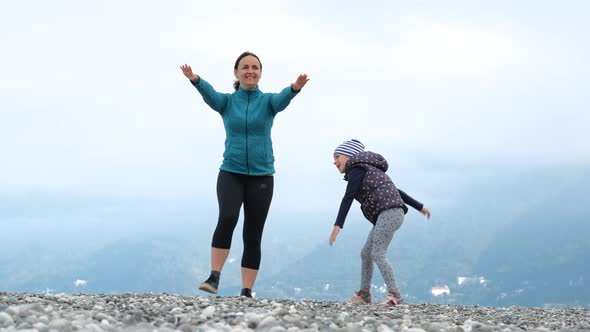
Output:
top-left (180, 51), bottom-right (309, 297)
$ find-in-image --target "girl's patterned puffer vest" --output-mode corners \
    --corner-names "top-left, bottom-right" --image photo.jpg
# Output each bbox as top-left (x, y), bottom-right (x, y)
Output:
top-left (345, 151), bottom-right (407, 223)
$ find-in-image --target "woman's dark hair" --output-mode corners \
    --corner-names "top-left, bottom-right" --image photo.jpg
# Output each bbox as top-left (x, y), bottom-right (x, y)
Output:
top-left (233, 51), bottom-right (262, 91)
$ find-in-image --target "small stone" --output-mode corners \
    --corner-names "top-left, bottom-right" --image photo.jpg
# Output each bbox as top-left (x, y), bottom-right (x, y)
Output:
top-left (0, 312), bottom-right (15, 328)
top-left (33, 322), bottom-right (48, 331)
top-left (269, 326), bottom-right (287, 332)
top-left (406, 328), bottom-right (427, 332)
top-left (16, 321), bottom-right (33, 329)
top-left (258, 316), bottom-right (278, 329)
top-left (177, 323), bottom-right (194, 332)
top-left (48, 318), bottom-right (72, 332)
top-left (202, 305), bottom-right (216, 318)
top-left (83, 323), bottom-right (104, 332)
top-left (428, 322), bottom-right (449, 332)
top-left (472, 323), bottom-right (493, 332)
top-left (170, 307), bottom-right (183, 314)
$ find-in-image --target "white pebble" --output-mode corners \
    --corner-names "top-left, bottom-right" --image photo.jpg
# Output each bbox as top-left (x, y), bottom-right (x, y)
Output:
top-left (268, 326), bottom-right (287, 332)
top-left (405, 328), bottom-right (427, 332)
top-left (0, 312), bottom-right (15, 328)
top-left (170, 307), bottom-right (183, 314)
top-left (84, 323), bottom-right (105, 332)
top-left (258, 316), bottom-right (278, 329)
top-left (202, 305), bottom-right (216, 318)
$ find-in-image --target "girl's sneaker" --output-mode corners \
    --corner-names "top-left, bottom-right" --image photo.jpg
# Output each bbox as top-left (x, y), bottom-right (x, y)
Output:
top-left (381, 292), bottom-right (404, 307)
top-left (349, 291), bottom-right (371, 304)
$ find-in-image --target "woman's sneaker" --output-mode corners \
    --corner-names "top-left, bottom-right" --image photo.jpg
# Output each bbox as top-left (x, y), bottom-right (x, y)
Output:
top-left (240, 288), bottom-right (253, 298)
top-left (381, 292), bottom-right (404, 307)
top-left (349, 290), bottom-right (371, 304)
top-left (198, 272), bottom-right (220, 294)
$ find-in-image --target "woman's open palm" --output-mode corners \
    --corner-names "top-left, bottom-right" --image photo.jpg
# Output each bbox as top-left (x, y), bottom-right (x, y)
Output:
top-left (292, 74), bottom-right (309, 91)
top-left (180, 64), bottom-right (198, 81)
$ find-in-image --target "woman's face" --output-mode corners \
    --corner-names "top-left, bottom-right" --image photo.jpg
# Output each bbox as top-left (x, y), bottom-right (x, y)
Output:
top-left (333, 154), bottom-right (350, 174)
top-left (234, 55), bottom-right (261, 90)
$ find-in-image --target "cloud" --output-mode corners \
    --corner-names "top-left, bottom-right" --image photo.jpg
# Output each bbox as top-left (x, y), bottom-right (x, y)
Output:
top-left (388, 16), bottom-right (519, 79)
top-left (1, 1), bottom-right (588, 197)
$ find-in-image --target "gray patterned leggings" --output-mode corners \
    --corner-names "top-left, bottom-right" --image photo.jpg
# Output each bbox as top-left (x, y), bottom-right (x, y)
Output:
top-left (360, 208), bottom-right (405, 293)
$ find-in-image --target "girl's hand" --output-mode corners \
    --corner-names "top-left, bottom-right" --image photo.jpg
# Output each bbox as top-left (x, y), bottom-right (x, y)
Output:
top-left (329, 225), bottom-right (341, 246)
top-left (291, 74), bottom-right (309, 91)
top-left (180, 64), bottom-right (199, 81)
top-left (420, 207), bottom-right (431, 220)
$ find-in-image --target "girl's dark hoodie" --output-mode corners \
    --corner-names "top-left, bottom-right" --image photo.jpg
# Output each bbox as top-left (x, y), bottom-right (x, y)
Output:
top-left (335, 151), bottom-right (424, 228)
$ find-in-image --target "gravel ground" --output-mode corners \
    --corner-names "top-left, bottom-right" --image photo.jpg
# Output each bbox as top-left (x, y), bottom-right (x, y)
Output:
top-left (1, 292), bottom-right (589, 332)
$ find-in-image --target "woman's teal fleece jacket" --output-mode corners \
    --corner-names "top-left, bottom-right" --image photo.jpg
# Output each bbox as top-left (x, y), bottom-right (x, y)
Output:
top-left (191, 77), bottom-right (300, 175)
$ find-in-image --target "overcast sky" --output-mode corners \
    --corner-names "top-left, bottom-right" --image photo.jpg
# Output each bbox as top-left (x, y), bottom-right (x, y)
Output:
top-left (1, 0), bottom-right (588, 204)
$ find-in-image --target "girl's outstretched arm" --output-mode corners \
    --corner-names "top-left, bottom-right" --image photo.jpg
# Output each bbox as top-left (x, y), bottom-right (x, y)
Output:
top-left (329, 225), bottom-right (341, 246)
top-left (398, 189), bottom-right (431, 219)
top-left (334, 168), bottom-right (365, 228)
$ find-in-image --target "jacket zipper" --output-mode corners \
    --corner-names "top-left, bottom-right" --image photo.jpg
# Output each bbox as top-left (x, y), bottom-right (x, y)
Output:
top-left (245, 92), bottom-right (250, 174)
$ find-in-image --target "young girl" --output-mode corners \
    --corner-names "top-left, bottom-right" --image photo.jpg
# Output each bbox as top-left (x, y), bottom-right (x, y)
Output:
top-left (329, 139), bottom-right (431, 306)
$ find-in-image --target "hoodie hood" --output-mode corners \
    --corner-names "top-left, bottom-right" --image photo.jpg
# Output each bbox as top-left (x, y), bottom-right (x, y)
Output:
top-left (346, 151), bottom-right (389, 173)
top-left (342, 151), bottom-right (405, 223)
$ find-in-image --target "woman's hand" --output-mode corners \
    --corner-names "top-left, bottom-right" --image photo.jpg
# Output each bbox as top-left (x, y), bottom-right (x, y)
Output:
top-left (420, 207), bottom-right (431, 220)
top-left (329, 225), bottom-right (341, 246)
top-left (291, 74), bottom-right (309, 91)
top-left (180, 64), bottom-right (199, 81)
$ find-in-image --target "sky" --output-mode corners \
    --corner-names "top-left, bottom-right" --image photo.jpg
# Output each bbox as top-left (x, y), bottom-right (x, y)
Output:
top-left (1, 0), bottom-right (589, 206)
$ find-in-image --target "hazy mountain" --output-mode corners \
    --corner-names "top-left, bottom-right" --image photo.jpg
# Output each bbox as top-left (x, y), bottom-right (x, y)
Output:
top-left (257, 166), bottom-right (590, 307)
top-left (474, 172), bottom-right (590, 307)
top-left (1, 165), bottom-right (588, 307)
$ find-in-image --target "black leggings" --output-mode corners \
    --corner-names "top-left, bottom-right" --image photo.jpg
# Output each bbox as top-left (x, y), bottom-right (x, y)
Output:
top-left (211, 170), bottom-right (274, 270)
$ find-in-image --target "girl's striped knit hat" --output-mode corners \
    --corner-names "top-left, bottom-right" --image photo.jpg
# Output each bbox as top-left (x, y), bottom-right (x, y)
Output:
top-left (334, 139), bottom-right (365, 157)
